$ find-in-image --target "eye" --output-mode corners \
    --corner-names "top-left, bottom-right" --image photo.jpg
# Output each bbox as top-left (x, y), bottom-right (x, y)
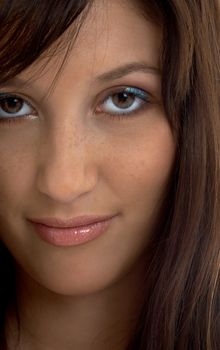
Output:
top-left (97, 87), bottom-right (151, 118)
top-left (0, 93), bottom-right (37, 122)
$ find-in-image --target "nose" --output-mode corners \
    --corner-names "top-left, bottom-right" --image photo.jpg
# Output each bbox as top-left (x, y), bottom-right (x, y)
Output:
top-left (36, 123), bottom-right (97, 204)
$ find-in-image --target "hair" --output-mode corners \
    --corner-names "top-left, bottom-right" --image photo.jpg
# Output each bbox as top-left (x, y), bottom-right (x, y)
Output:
top-left (0, 0), bottom-right (219, 349)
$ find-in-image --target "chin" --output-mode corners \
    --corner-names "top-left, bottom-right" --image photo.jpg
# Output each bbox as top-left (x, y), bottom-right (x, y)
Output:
top-left (20, 264), bottom-right (122, 297)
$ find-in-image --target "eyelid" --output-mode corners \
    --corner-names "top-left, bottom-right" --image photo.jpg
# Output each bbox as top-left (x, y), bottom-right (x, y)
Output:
top-left (96, 85), bottom-right (151, 106)
top-left (94, 85), bottom-right (152, 121)
top-left (0, 92), bottom-right (37, 110)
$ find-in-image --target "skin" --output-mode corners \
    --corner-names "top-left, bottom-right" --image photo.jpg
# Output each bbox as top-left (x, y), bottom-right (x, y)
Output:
top-left (0, 1), bottom-right (176, 349)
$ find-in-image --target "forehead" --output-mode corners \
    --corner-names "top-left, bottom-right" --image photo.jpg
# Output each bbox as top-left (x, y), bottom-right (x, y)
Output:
top-left (75, 0), bottom-right (162, 65)
top-left (6, 0), bottom-right (162, 91)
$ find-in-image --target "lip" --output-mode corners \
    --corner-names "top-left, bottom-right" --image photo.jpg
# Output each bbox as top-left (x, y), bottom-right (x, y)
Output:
top-left (28, 215), bottom-right (117, 228)
top-left (27, 214), bottom-right (118, 247)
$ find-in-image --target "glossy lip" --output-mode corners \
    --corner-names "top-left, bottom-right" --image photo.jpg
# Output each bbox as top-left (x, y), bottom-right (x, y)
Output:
top-left (27, 214), bottom-right (118, 228)
top-left (29, 215), bottom-right (118, 247)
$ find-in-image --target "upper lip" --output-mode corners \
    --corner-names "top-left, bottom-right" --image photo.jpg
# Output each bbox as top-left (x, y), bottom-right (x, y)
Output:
top-left (28, 214), bottom-right (117, 228)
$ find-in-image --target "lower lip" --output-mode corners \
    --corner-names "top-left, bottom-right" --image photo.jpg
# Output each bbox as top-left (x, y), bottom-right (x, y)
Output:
top-left (30, 218), bottom-right (116, 247)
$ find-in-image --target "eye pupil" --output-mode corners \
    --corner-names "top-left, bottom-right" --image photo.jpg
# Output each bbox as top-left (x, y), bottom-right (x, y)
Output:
top-left (0, 97), bottom-right (23, 114)
top-left (112, 92), bottom-right (134, 109)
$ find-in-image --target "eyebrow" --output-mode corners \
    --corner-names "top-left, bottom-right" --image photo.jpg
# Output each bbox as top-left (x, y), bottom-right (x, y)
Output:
top-left (0, 62), bottom-right (161, 90)
top-left (94, 62), bottom-right (161, 82)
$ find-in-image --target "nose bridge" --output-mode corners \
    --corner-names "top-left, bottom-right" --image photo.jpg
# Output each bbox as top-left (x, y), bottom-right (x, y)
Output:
top-left (36, 120), bottom-right (96, 203)
top-left (46, 121), bottom-right (84, 169)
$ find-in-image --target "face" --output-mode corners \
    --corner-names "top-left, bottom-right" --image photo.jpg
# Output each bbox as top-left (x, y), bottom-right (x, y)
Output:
top-left (0, 0), bottom-right (176, 295)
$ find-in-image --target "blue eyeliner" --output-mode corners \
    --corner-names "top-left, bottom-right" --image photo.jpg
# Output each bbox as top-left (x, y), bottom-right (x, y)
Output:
top-left (122, 87), bottom-right (149, 101)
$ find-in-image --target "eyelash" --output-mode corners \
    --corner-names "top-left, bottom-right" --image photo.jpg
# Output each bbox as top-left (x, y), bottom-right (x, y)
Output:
top-left (97, 86), bottom-right (151, 121)
top-left (0, 93), bottom-right (37, 125)
top-left (0, 87), bottom-right (151, 125)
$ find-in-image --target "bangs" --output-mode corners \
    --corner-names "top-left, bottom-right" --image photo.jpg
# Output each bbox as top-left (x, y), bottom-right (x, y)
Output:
top-left (0, 0), bottom-right (91, 83)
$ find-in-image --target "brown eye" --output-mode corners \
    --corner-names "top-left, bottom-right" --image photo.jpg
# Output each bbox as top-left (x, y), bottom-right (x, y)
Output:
top-left (111, 92), bottom-right (136, 109)
top-left (98, 87), bottom-right (149, 117)
top-left (0, 94), bottom-right (36, 119)
top-left (0, 96), bottom-right (24, 114)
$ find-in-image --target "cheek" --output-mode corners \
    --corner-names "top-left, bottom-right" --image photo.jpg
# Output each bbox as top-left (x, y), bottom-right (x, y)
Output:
top-left (102, 119), bottom-right (176, 211)
top-left (0, 134), bottom-right (37, 218)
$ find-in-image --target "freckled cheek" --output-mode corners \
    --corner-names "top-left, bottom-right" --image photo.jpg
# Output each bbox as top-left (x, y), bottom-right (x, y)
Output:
top-left (0, 140), bottom-right (37, 217)
top-left (102, 130), bottom-right (176, 210)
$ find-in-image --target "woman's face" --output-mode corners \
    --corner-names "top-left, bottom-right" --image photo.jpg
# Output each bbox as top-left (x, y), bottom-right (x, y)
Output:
top-left (0, 0), bottom-right (176, 295)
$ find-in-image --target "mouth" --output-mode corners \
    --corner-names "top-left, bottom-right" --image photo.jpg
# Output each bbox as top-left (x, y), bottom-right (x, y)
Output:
top-left (28, 214), bottom-right (118, 247)
top-left (28, 214), bottom-right (117, 228)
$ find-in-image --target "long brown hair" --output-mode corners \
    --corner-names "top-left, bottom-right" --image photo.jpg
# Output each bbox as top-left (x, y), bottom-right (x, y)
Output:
top-left (0, 1), bottom-right (219, 349)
